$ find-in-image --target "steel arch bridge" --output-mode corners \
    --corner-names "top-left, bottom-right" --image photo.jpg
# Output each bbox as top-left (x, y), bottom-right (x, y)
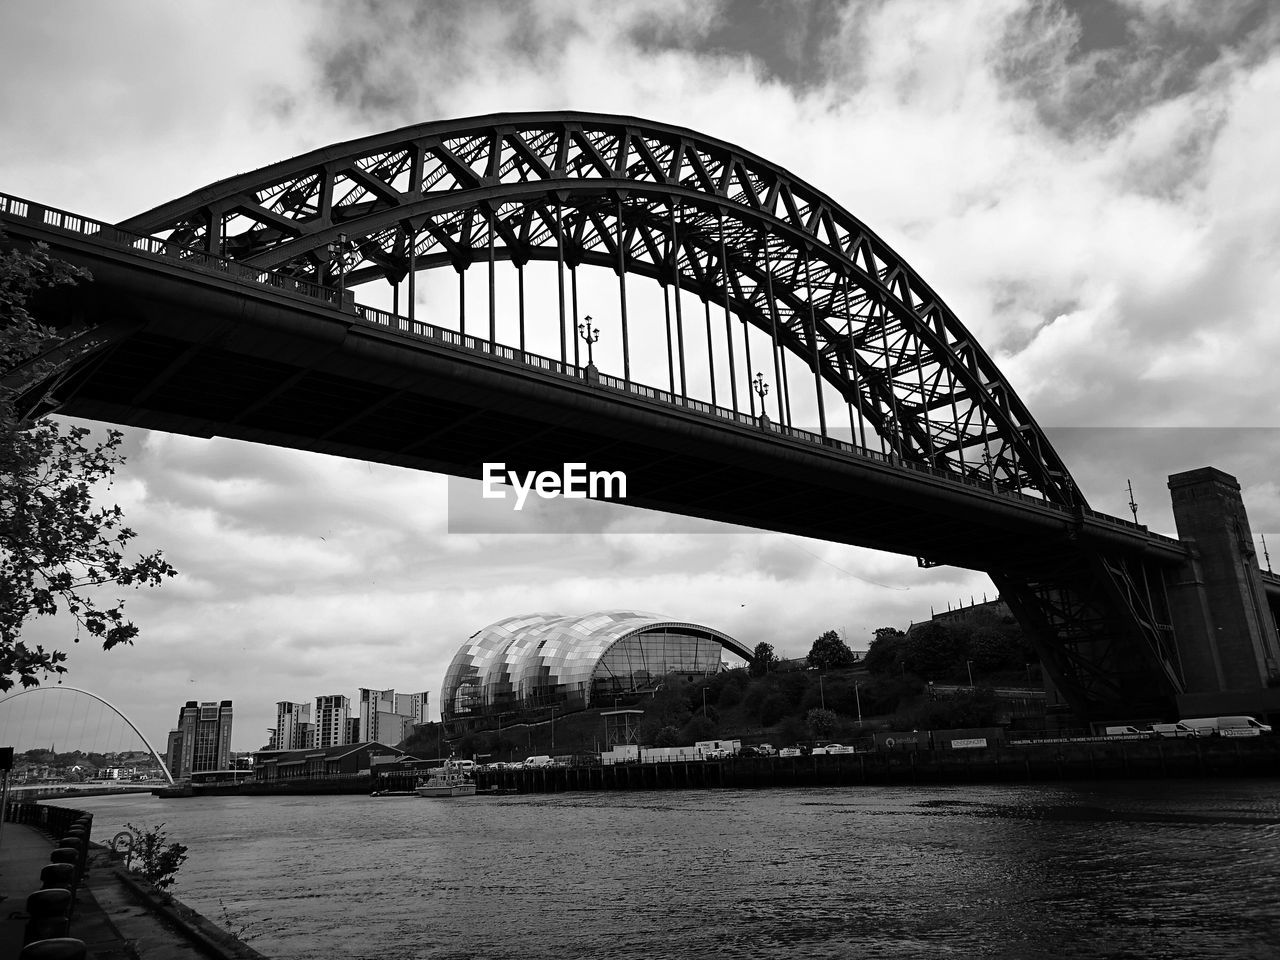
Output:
top-left (3, 113), bottom-right (1196, 721)
top-left (121, 112), bottom-right (1074, 505)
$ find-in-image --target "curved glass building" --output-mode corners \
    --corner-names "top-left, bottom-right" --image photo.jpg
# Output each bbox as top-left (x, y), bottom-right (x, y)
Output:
top-left (440, 611), bottom-right (750, 723)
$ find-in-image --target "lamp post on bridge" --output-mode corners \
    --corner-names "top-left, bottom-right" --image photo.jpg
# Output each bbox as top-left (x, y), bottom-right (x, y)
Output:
top-left (966, 659), bottom-right (975, 688)
top-left (752, 372), bottom-right (770, 427)
top-left (327, 233), bottom-right (358, 303)
top-left (578, 316), bottom-right (600, 381)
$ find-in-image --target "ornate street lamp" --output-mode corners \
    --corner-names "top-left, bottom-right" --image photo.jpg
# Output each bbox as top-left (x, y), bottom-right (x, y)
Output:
top-left (578, 315), bottom-right (601, 368)
top-left (752, 372), bottom-right (770, 425)
top-left (327, 233), bottom-right (358, 300)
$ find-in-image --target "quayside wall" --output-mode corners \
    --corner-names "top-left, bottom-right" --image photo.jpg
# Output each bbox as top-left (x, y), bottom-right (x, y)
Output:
top-left (129, 737), bottom-right (1280, 797)
top-left (477, 737), bottom-right (1280, 793)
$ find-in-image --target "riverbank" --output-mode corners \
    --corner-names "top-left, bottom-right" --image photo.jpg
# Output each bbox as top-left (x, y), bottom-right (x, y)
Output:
top-left (0, 804), bottom-right (266, 958)
top-left (151, 733), bottom-right (1280, 798)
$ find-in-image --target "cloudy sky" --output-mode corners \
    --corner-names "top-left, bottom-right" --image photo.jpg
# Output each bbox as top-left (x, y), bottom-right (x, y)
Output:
top-left (3, 0), bottom-right (1279, 754)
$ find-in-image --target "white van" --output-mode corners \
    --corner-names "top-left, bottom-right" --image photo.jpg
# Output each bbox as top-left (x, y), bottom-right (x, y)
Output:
top-left (1150, 722), bottom-right (1200, 738)
top-left (1102, 725), bottom-right (1146, 736)
top-left (522, 755), bottom-right (552, 767)
top-left (1180, 716), bottom-right (1273, 737)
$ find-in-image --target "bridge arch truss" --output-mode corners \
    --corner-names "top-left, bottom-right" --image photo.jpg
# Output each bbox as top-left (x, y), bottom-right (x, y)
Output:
top-left (122, 112), bottom-right (1079, 508)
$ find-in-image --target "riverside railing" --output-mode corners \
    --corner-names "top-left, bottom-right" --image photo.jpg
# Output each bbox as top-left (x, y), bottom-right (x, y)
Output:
top-left (3, 800), bottom-right (92, 840)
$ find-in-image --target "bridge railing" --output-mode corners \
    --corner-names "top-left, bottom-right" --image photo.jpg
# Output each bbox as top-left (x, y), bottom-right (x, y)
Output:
top-left (1, 191), bottom-right (1182, 547)
top-left (352, 308), bottom-right (1183, 546)
top-left (358, 300), bottom-right (1085, 516)
top-left (0, 192), bottom-right (341, 306)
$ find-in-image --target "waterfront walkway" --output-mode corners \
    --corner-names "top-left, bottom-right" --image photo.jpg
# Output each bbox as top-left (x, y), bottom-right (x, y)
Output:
top-left (0, 821), bottom-right (258, 958)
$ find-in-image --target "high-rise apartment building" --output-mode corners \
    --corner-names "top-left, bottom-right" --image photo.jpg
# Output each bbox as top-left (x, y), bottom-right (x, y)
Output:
top-left (359, 688), bottom-right (431, 744)
top-left (274, 701), bottom-right (314, 751)
top-left (166, 700), bottom-right (233, 779)
top-left (314, 695), bottom-right (350, 748)
top-left (397, 692), bottom-right (430, 725)
top-left (358, 688), bottom-right (393, 742)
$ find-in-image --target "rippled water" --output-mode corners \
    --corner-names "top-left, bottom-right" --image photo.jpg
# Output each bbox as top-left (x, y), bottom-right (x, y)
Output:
top-left (70, 779), bottom-right (1280, 959)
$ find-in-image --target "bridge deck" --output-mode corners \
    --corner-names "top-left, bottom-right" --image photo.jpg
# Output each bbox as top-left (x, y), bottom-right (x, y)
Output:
top-left (2, 193), bottom-right (1187, 577)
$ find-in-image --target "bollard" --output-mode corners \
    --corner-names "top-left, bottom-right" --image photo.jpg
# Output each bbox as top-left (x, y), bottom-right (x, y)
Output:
top-left (47, 848), bottom-right (82, 887)
top-left (48, 847), bottom-right (79, 869)
top-left (19, 938), bottom-right (87, 960)
top-left (23, 889), bottom-right (73, 945)
top-left (39, 863), bottom-right (76, 892)
top-left (57, 836), bottom-right (87, 876)
top-left (65, 833), bottom-right (88, 870)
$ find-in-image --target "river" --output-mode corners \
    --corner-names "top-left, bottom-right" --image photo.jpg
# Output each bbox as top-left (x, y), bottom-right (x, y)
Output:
top-left (68, 779), bottom-right (1280, 960)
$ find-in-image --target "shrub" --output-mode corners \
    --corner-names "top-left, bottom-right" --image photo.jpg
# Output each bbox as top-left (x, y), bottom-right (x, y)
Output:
top-left (121, 822), bottom-right (188, 891)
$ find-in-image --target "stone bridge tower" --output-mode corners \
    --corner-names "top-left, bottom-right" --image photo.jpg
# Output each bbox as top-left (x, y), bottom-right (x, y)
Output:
top-left (1166, 467), bottom-right (1280, 719)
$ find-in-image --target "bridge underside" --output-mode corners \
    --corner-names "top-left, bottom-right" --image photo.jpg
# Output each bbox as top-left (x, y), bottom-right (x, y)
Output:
top-left (5, 224), bottom-right (1188, 721)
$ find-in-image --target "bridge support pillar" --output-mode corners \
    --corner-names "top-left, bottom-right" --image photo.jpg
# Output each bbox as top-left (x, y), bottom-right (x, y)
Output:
top-left (1166, 467), bottom-right (1280, 719)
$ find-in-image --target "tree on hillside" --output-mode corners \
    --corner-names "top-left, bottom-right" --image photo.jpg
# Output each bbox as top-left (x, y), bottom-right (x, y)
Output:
top-left (864, 626), bottom-right (906, 675)
top-left (807, 629), bottom-right (856, 671)
top-left (1, 234), bottom-right (177, 691)
top-left (680, 714), bottom-right (717, 744)
top-left (899, 621), bottom-right (967, 679)
top-left (806, 707), bottom-right (838, 739)
top-left (654, 725), bottom-right (681, 748)
top-left (749, 640), bottom-right (778, 677)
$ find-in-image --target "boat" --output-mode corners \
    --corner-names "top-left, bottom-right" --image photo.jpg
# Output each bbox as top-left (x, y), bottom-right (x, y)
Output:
top-left (414, 760), bottom-right (477, 798)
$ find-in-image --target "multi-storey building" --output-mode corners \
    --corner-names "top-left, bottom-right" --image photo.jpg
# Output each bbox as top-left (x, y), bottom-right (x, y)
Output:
top-left (313, 695), bottom-right (350, 748)
top-left (274, 701), bottom-right (314, 751)
top-left (166, 700), bottom-right (233, 779)
top-left (359, 688), bottom-right (431, 744)
top-left (165, 728), bottom-right (184, 776)
top-left (397, 691), bottom-right (430, 725)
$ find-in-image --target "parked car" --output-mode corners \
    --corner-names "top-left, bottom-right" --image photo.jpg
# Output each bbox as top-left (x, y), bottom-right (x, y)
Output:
top-left (1149, 722), bottom-right (1200, 738)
